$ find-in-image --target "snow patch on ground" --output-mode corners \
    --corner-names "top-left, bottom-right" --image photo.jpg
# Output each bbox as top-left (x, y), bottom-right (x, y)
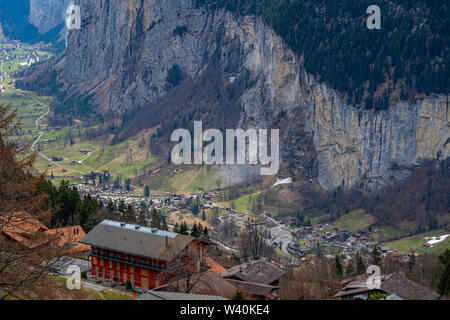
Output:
top-left (273, 177), bottom-right (293, 187)
top-left (424, 234), bottom-right (449, 246)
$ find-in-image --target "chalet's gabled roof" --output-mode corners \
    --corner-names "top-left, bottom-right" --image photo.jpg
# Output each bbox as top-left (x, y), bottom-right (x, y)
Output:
top-left (143, 290), bottom-right (228, 300)
top-left (225, 279), bottom-right (279, 297)
top-left (79, 220), bottom-right (194, 261)
top-left (333, 272), bottom-right (440, 300)
top-left (0, 211), bottom-right (49, 248)
top-left (46, 225), bottom-right (90, 253)
top-left (221, 259), bottom-right (286, 285)
top-left (381, 273), bottom-right (440, 300)
top-left (154, 270), bottom-right (238, 298)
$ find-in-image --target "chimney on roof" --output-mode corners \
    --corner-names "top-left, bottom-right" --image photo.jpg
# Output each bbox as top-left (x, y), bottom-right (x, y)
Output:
top-left (165, 235), bottom-right (168, 248)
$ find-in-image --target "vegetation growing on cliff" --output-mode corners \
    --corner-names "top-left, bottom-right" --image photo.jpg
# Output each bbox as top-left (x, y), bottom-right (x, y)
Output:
top-left (196, 0), bottom-right (449, 109)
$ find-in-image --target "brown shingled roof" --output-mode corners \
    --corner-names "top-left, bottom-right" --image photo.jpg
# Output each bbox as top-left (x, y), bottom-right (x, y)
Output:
top-left (0, 211), bottom-right (49, 248)
top-left (46, 225), bottom-right (90, 253)
top-left (333, 272), bottom-right (440, 300)
top-left (381, 273), bottom-right (440, 300)
top-left (221, 259), bottom-right (286, 285)
top-left (154, 270), bottom-right (237, 299)
top-left (225, 279), bottom-right (279, 298)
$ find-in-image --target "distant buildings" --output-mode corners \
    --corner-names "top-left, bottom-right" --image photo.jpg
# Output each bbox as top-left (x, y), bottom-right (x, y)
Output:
top-left (51, 156), bottom-right (64, 162)
top-left (333, 272), bottom-right (440, 300)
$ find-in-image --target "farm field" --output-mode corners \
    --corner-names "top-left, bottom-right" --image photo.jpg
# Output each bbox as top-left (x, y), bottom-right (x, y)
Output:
top-left (333, 209), bottom-right (376, 232)
top-left (369, 226), bottom-right (406, 242)
top-left (383, 230), bottom-right (450, 254)
top-left (141, 165), bottom-right (221, 194)
top-left (217, 192), bottom-right (262, 214)
top-left (34, 128), bottom-right (161, 180)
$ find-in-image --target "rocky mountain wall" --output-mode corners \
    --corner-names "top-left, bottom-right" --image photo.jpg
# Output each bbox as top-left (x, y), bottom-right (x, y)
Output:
top-left (49, 0), bottom-right (450, 191)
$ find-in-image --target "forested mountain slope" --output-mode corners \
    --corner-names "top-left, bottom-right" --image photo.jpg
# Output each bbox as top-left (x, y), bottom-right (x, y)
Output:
top-left (196, 0), bottom-right (449, 109)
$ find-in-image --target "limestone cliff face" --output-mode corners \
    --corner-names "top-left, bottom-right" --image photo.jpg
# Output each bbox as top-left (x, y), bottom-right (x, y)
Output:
top-left (28, 0), bottom-right (69, 34)
top-left (0, 21), bottom-right (4, 40)
top-left (57, 0), bottom-right (449, 191)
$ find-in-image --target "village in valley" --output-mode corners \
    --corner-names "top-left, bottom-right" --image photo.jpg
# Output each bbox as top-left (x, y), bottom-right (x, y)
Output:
top-left (1, 38), bottom-right (448, 301)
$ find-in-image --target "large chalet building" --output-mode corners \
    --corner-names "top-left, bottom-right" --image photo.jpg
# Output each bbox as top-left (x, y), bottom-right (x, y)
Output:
top-left (79, 220), bottom-right (209, 291)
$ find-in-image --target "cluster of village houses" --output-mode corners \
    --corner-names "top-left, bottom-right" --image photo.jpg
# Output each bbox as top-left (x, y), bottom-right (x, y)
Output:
top-left (67, 177), bottom-right (435, 272)
top-left (0, 42), bottom-right (42, 94)
top-left (1, 210), bottom-right (441, 300)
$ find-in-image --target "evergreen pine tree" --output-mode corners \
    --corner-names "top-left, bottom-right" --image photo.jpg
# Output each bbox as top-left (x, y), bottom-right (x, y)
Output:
top-left (408, 252), bottom-right (416, 273)
top-left (356, 253), bottom-right (366, 275)
top-left (150, 208), bottom-right (161, 229)
top-left (180, 221), bottom-right (189, 235)
top-left (123, 204), bottom-right (137, 224)
top-left (161, 217), bottom-right (168, 231)
top-left (231, 289), bottom-right (245, 300)
top-left (144, 185), bottom-right (150, 197)
top-left (201, 210), bottom-right (206, 221)
top-left (437, 249), bottom-right (450, 296)
top-left (334, 254), bottom-right (343, 276)
top-left (191, 222), bottom-right (200, 237)
top-left (372, 246), bottom-right (381, 266)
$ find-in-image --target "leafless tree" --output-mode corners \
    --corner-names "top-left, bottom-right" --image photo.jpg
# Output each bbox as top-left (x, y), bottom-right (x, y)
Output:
top-left (238, 219), bottom-right (267, 261)
top-left (280, 259), bottom-right (341, 300)
top-left (0, 104), bottom-right (64, 299)
top-left (159, 238), bottom-right (209, 294)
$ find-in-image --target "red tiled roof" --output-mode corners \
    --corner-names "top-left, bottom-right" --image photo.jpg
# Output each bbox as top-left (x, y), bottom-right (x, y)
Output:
top-left (1, 212), bottom-right (89, 252)
top-left (206, 257), bottom-right (226, 275)
top-left (0, 211), bottom-right (49, 248)
top-left (46, 225), bottom-right (90, 253)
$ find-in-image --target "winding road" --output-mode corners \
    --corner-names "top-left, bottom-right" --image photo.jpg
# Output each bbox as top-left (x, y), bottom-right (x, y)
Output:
top-left (28, 97), bottom-right (86, 176)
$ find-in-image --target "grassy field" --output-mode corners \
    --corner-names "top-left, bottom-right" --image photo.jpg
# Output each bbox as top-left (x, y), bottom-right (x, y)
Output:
top-left (32, 126), bottom-right (162, 180)
top-left (369, 226), bottom-right (406, 242)
top-left (0, 92), bottom-right (50, 133)
top-left (217, 192), bottom-right (262, 214)
top-left (100, 289), bottom-right (134, 300)
top-left (142, 165), bottom-right (221, 194)
top-left (384, 230), bottom-right (450, 254)
top-left (333, 209), bottom-right (376, 232)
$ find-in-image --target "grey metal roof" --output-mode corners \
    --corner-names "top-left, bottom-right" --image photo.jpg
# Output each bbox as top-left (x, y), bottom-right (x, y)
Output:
top-left (142, 290), bottom-right (228, 300)
top-left (79, 220), bottom-right (193, 261)
top-left (102, 220), bottom-right (177, 238)
top-left (48, 256), bottom-right (91, 274)
top-left (384, 293), bottom-right (403, 300)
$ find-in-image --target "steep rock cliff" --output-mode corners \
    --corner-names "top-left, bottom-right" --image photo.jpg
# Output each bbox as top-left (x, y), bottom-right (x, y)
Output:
top-left (28, 0), bottom-right (69, 34)
top-left (51, 0), bottom-right (450, 191)
top-left (0, 21), bottom-right (4, 40)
